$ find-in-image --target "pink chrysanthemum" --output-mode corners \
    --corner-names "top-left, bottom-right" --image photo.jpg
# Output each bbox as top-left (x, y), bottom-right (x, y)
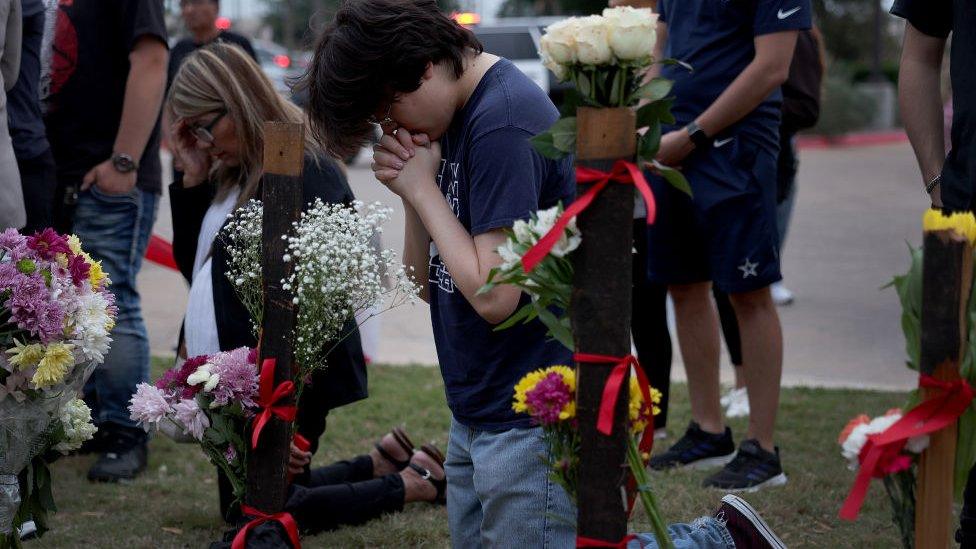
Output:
top-left (524, 372), bottom-right (573, 426)
top-left (208, 347), bottom-right (259, 409)
top-left (0, 228), bottom-right (26, 256)
top-left (128, 384), bottom-right (173, 425)
top-left (173, 398), bottom-right (210, 441)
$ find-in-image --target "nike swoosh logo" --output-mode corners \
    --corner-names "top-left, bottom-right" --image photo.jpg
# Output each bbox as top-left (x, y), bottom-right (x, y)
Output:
top-left (713, 137), bottom-right (734, 148)
top-left (777, 7), bottom-right (801, 19)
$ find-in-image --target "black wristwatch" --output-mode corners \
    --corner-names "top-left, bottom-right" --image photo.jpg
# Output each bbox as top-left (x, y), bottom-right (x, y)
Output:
top-left (685, 121), bottom-right (711, 149)
top-left (111, 153), bottom-right (138, 174)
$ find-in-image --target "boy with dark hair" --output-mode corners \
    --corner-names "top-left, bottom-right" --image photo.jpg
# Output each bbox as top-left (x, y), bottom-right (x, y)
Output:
top-left (305, 0), bottom-right (575, 545)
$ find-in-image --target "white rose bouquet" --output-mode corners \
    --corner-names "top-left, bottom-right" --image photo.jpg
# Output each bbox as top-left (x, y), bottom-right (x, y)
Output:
top-left (534, 7), bottom-right (690, 194)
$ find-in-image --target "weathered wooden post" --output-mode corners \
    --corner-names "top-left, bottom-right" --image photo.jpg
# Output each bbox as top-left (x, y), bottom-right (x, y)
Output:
top-left (572, 107), bottom-right (636, 542)
top-left (244, 122), bottom-right (305, 514)
top-left (915, 222), bottom-right (973, 548)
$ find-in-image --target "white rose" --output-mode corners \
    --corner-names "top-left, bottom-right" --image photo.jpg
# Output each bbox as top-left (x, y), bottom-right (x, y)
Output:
top-left (602, 7), bottom-right (658, 61)
top-left (575, 16), bottom-right (613, 66)
top-left (543, 56), bottom-right (569, 81)
top-left (541, 18), bottom-right (579, 65)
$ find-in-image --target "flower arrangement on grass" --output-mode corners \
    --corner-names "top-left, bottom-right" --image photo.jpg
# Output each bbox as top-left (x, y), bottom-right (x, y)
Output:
top-left (129, 347), bottom-right (259, 504)
top-left (839, 410), bottom-right (929, 549)
top-left (0, 228), bottom-right (116, 543)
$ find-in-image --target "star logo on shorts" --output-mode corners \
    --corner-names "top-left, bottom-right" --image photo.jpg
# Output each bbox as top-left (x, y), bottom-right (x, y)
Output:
top-left (738, 258), bottom-right (758, 279)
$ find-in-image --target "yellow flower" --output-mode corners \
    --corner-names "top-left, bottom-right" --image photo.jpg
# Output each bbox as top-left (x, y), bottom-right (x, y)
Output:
top-left (56, 253), bottom-right (69, 268)
top-left (88, 259), bottom-right (109, 289)
top-left (6, 341), bottom-right (45, 369)
top-left (67, 234), bottom-right (84, 255)
top-left (32, 343), bottom-right (75, 389)
top-left (923, 208), bottom-right (976, 244)
top-left (629, 377), bottom-right (663, 435)
top-left (513, 369), bottom-right (548, 413)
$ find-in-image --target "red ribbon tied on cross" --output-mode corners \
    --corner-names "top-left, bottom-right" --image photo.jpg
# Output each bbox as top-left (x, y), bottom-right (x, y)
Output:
top-left (574, 353), bottom-right (656, 455)
top-left (577, 534), bottom-right (638, 548)
top-left (521, 160), bottom-right (655, 273)
top-left (839, 375), bottom-right (975, 520)
top-left (231, 504), bottom-right (301, 549)
top-left (251, 358), bottom-right (298, 450)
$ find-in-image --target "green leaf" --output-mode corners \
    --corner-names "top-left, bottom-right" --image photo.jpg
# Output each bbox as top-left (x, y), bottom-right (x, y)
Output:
top-left (535, 305), bottom-right (574, 351)
top-left (550, 117), bottom-right (578, 153)
top-left (659, 58), bottom-right (693, 72)
top-left (957, 407), bottom-right (976, 498)
top-left (652, 160), bottom-right (693, 197)
top-left (637, 122), bottom-right (662, 164)
top-left (577, 72), bottom-right (592, 98)
top-left (494, 303), bottom-right (537, 331)
top-left (630, 78), bottom-right (673, 103)
top-left (529, 132), bottom-right (568, 160)
top-left (636, 98), bottom-right (676, 129)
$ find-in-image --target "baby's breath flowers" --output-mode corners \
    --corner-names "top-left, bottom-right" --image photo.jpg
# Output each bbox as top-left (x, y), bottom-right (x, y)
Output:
top-left (220, 199), bottom-right (419, 378)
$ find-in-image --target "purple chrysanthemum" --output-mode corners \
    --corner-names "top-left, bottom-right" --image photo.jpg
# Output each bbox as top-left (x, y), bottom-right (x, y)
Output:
top-left (225, 444), bottom-right (238, 464)
top-left (129, 384), bottom-right (173, 425)
top-left (26, 228), bottom-right (71, 261)
top-left (524, 372), bottom-right (573, 426)
top-left (0, 228), bottom-right (26, 256)
top-left (208, 347), bottom-right (259, 409)
top-left (173, 398), bottom-right (210, 441)
top-left (6, 274), bottom-right (64, 342)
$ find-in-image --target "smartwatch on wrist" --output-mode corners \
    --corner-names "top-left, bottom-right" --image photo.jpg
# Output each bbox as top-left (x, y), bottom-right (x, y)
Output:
top-left (111, 153), bottom-right (138, 174)
top-left (685, 121), bottom-right (711, 149)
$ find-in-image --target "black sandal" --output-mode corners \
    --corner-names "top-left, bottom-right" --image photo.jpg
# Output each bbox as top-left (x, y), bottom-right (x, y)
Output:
top-left (374, 427), bottom-right (415, 471)
top-left (408, 444), bottom-right (447, 505)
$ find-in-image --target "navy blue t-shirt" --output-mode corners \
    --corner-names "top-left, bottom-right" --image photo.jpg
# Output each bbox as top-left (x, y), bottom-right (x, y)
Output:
top-left (429, 58), bottom-right (574, 431)
top-left (659, 0), bottom-right (812, 152)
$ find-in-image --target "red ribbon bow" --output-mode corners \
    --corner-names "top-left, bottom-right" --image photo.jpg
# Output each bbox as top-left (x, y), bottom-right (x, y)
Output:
top-left (577, 534), bottom-right (638, 548)
top-left (522, 160), bottom-right (655, 272)
top-left (574, 353), bottom-right (655, 455)
top-left (251, 358), bottom-right (298, 450)
top-left (839, 375), bottom-right (974, 520)
top-left (231, 505), bottom-right (301, 549)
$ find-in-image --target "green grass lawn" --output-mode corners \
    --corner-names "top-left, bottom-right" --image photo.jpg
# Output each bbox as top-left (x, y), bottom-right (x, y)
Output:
top-left (34, 359), bottom-right (911, 548)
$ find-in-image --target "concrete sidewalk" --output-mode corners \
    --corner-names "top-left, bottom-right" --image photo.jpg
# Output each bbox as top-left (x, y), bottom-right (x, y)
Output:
top-left (142, 143), bottom-right (923, 391)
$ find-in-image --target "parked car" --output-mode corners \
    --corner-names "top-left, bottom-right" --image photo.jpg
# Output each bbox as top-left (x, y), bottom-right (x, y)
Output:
top-left (470, 19), bottom-right (573, 107)
top-left (251, 39), bottom-right (299, 95)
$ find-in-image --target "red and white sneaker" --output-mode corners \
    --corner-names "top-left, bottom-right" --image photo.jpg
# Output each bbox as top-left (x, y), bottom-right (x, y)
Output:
top-left (714, 494), bottom-right (786, 549)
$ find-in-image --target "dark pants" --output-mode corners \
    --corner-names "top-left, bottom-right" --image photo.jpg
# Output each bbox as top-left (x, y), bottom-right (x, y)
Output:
top-left (286, 455), bottom-right (405, 534)
top-left (632, 221), bottom-right (744, 428)
top-left (17, 149), bottom-right (56, 234)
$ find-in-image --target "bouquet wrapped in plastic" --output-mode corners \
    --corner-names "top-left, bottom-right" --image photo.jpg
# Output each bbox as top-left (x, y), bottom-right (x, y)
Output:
top-left (0, 228), bottom-right (115, 543)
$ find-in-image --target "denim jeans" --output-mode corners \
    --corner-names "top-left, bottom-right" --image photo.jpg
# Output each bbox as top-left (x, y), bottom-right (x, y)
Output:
top-left (446, 419), bottom-right (575, 548)
top-left (73, 185), bottom-right (158, 432)
top-left (629, 517), bottom-right (735, 549)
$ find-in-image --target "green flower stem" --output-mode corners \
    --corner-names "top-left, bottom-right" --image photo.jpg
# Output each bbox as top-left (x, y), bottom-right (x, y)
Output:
top-left (626, 437), bottom-right (673, 549)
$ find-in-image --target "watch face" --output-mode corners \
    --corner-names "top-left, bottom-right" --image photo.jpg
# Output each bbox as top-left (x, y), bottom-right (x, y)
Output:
top-left (112, 155), bottom-right (136, 173)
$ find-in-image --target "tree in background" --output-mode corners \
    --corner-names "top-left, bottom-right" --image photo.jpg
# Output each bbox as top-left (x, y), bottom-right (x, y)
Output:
top-left (262, 0), bottom-right (459, 49)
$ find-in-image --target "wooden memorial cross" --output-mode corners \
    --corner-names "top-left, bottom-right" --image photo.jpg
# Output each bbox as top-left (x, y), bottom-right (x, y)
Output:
top-left (244, 122), bottom-right (305, 514)
top-left (572, 107), bottom-right (637, 542)
top-left (916, 223), bottom-right (973, 549)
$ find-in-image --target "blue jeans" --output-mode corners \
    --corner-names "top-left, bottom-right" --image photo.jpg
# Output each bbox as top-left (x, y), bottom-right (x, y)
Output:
top-left (446, 419), bottom-right (575, 548)
top-left (74, 185), bottom-right (158, 432)
top-left (630, 517), bottom-right (735, 549)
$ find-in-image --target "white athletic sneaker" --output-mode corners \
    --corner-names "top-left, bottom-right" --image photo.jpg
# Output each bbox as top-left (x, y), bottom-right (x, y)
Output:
top-left (654, 427), bottom-right (668, 440)
top-left (724, 387), bottom-right (750, 418)
top-left (770, 282), bottom-right (794, 306)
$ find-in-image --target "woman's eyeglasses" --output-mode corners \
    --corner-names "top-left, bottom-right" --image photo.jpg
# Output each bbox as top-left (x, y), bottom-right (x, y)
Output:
top-left (189, 110), bottom-right (227, 144)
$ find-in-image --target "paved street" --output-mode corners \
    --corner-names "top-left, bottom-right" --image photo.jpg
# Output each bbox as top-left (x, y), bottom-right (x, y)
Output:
top-left (143, 142), bottom-right (922, 390)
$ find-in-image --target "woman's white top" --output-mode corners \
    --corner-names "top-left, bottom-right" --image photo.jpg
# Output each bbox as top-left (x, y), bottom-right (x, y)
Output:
top-left (184, 186), bottom-right (240, 358)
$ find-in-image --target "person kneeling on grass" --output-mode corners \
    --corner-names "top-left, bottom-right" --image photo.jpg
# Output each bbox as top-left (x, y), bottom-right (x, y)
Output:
top-left (283, 427), bottom-right (446, 533)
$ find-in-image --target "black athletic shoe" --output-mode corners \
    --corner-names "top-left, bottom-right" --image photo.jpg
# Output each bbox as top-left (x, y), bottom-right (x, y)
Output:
top-left (87, 427), bottom-right (147, 482)
top-left (649, 421), bottom-right (735, 471)
top-left (703, 439), bottom-right (787, 492)
top-left (715, 494), bottom-right (787, 549)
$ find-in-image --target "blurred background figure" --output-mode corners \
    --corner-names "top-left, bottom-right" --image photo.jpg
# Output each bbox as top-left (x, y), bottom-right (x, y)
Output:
top-left (9, 0), bottom-right (54, 235)
top-left (0, 0), bottom-right (22, 231)
top-left (43, 0), bottom-right (168, 483)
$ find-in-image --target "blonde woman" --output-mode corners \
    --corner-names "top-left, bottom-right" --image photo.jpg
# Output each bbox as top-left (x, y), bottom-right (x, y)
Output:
top-left (167, 43), bottom-right (445, 531)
